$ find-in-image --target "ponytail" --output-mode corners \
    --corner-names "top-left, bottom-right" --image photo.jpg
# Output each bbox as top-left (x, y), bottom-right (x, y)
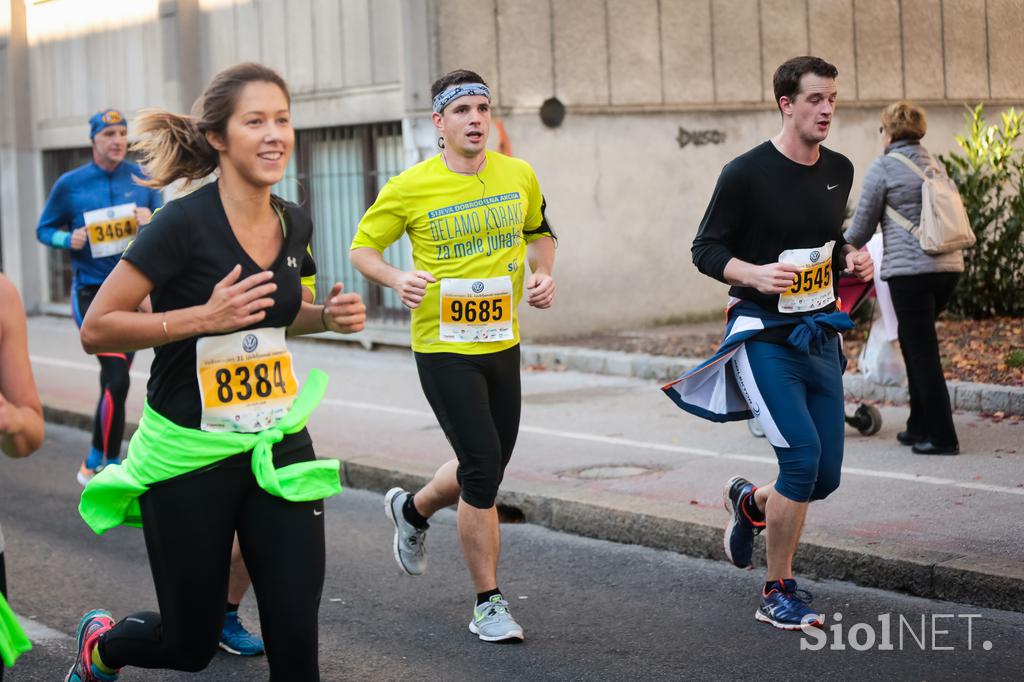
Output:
top-left (132, 109), bottom-right (218, 189)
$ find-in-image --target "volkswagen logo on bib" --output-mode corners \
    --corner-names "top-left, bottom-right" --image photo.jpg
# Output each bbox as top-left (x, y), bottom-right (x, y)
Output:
top-left (809, 250), bottom-right (821, 263)
top-left (472, 281), bottom-right (485, 294)
top-left (242, 334), bottom-right (259, 353)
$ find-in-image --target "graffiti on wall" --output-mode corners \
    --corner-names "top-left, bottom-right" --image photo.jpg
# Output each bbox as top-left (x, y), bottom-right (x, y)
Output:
top-left (676, 127), bottom-right (726, 148)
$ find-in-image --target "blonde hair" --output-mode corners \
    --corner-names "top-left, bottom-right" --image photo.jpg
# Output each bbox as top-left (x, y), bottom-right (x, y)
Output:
top-left (881, 101), bottom-right (927, 142)
top-left (132, 62), bottom-right (290, 189)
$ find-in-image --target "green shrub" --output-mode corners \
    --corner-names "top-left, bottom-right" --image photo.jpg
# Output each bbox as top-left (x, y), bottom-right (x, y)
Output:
top-left (1007, 349), bottom-right (1024, 368)
top-left (939, 105), bottom-right (1024, 318)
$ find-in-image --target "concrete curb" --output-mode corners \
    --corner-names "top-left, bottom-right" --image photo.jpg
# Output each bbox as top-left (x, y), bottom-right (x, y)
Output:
top-left (343, 459), bottom-right (1023, 612)
top-left (45, 404), bottom-right (1024, 612)
top-left (521, 344), bottom-right (1024, 416)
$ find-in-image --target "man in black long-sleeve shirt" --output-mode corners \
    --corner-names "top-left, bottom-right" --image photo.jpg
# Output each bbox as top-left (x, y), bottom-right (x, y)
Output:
top-left (691, 56), bottom-right (872, 630)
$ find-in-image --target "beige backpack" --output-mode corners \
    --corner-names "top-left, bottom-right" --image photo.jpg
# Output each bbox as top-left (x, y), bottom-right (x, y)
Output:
top-left (884, 151), bottom-right (976, 254)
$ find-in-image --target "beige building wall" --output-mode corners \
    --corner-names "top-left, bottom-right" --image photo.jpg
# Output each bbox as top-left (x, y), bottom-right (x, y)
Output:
top-left (24, 0), bottom-right (407, 148)
top-left (1, 0), bottom-right (420, 309)
top-left (434, 0), bottom-right (1024, 338)
top-left (4, 0), bottom-right (1022, 331)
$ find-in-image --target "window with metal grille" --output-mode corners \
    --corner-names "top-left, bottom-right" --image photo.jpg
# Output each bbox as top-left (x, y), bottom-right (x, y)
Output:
top-left (40, 124), bottom-right (409, 316)
top-left (275, 121), bottom-right (412, 321)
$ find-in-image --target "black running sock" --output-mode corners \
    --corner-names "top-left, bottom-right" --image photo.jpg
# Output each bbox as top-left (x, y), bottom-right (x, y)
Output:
top-left (743, 490), bottom-right (766, 523)
top-left (402, 494), bottom-right (430, 530)
top-left (477, 588), bottom-right (502, 606)
top-left (764, 581), bottom-right (777, 595)
top-left (226, 602), bottom-right (239, 614)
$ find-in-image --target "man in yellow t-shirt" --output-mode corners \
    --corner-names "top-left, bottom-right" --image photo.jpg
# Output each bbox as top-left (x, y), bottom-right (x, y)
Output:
top-left (351, 69), bottom-right (556, 643)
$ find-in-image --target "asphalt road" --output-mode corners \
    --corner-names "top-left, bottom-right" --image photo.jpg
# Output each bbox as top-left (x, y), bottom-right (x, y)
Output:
top-left (1, 424), bottom-right (1022, 681)
top-left (26, 312), bottom-right (1024, 615)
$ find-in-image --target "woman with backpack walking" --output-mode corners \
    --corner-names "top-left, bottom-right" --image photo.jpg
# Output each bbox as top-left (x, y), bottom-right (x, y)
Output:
top-left (844, 101), bottom-right (967, 455)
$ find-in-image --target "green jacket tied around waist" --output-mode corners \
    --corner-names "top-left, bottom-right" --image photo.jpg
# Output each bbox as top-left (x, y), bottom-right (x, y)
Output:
top-left (0, 591), bottom-right (32, 668)
top-left (79, 368), bottom-right (340, 535)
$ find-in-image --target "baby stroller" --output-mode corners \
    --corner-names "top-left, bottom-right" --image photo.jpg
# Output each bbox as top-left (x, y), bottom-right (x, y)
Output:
top-left (748, 269), bottom-right (883, 438)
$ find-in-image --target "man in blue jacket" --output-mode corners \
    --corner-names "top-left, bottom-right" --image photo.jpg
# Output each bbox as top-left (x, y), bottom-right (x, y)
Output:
top-left (36, 109), bottom-right (162, 485)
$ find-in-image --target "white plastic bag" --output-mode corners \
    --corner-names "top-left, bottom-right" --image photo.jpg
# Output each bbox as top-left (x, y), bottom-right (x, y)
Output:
top-left (865, 234), bottom-right (899, 342)
top-left (859, 313), bottom-right (906, 387)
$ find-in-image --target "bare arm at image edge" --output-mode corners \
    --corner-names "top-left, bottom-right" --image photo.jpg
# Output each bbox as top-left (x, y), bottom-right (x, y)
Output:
top-left (0, 275), bottom-right (45, 458)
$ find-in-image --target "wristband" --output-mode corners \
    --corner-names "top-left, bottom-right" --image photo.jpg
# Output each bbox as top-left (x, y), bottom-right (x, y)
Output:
top-left (320, 305), bottom-right (329, 332)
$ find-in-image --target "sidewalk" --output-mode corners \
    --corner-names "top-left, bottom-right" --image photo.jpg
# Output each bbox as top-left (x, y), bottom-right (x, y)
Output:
top-left (529, 323), bottom-right (1024, 417)
top-left (27, 315), bottom-right (1024, 612)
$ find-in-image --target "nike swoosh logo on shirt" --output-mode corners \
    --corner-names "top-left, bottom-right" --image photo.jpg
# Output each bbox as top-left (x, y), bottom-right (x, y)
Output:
top-left (313, 509), bottom-right (323, 516)
top-left (826, 184), bottom-right (839, 190)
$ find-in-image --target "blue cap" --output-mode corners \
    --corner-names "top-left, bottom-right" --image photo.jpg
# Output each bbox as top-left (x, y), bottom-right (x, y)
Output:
top-left (89, 109), bottom-right (127, 139)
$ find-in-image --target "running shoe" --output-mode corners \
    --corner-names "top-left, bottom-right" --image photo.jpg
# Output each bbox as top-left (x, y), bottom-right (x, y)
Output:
top-left (468, 595), bottom-right (524, 642)
top-left (77, 463), bottom-right (100, 487)
top-left (755, 579), bottom-right (824, 630)
top-left (219, 611), bottom-right (265, 656)
top-left (77, 448), bottom-right (108, 486)
top-left (723, 475), bottom-right (765, 569)
top-left (384, 487), bottom-right (427, 576)
top-left (65, 609), bottom-right (118, 682)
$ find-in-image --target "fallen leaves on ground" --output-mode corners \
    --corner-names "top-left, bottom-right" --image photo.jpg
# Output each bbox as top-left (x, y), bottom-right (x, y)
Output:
top-left (844, 316), bottom-right (1023, 387)
top-left (545, 317), bottom-right (1024, 387)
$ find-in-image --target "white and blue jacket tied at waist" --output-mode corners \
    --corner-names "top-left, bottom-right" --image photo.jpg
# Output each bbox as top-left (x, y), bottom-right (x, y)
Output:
top-left (661, 300), bottom-right (853, 423)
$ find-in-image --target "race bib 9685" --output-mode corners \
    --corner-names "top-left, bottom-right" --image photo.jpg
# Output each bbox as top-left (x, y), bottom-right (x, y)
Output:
top-left (439, 276), bottom-right (514, 343)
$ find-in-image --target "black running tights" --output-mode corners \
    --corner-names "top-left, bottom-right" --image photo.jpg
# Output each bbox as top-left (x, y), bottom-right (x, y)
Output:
top-left (415, 345), bottom-right (521, 509)
top-left (74, 285), bottom-right (132, 461)
top-left (96, 451), bottom-right (325, 680)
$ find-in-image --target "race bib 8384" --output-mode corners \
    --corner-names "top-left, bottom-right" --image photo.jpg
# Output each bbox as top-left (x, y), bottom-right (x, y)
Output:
top-left (195, 327), bottom-right (298, 432)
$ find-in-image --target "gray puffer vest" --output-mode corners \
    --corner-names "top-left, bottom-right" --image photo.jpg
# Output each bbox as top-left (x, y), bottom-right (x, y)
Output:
top-left (844, 140), bottom-right (964, 279)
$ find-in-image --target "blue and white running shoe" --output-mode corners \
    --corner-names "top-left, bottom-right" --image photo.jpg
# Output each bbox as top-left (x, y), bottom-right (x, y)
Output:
top-left (219, 611), bottom-right (265, 656)
top-left (723, 475), bottom-right (764, 569)
top-left (756, 579), bottom-right (824, 630)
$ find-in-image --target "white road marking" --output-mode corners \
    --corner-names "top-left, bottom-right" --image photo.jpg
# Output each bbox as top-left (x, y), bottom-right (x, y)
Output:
top-left (31, 354), bottom-right (149, 382)
top-left (31, 355), bottom-right (1024, 497)
top-left (17, 615), bottom-right (71, 642)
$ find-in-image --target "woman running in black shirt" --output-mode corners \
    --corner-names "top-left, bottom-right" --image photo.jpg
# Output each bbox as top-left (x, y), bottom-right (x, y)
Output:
top-left (67, 62), bottom-right (365, 682)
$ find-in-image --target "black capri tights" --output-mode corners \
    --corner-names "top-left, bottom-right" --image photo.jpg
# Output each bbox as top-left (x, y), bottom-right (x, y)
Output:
top-left (415, 345), bottom-right (521, 509)
top-left (96, 446), bottom-right (325, 680)
top-left (73, 285), bottom-right (133, 462)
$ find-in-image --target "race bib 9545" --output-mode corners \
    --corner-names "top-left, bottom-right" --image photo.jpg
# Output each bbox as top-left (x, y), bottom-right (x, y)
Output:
top-left (777, 240), bottom-right (836, 314)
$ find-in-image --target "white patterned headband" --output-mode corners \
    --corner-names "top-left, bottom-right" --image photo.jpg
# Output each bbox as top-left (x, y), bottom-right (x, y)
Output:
top-left (432, 83), bottom-right (491, 113)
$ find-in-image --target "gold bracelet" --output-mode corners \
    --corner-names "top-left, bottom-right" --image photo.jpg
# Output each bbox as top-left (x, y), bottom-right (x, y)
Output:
top-left (161, 316), bottom-right (170, 341)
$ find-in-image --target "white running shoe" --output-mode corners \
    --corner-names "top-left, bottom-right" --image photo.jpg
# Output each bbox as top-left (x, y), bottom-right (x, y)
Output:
top-left (468, 596), bottom-right (524, 642)
top-left (384, 487), bottom-right (427, 576)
